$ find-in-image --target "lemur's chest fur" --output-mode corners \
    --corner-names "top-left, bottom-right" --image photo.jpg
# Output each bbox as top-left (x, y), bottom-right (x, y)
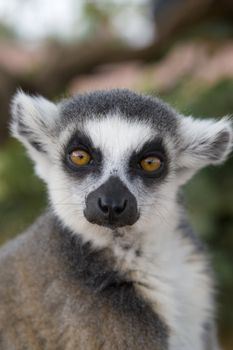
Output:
top-left (56, 221), bottom-right (169, 349)
top-left (58, 219), bottom-right (213, 350)
top-left (116, 237), bottom-right (212, 350)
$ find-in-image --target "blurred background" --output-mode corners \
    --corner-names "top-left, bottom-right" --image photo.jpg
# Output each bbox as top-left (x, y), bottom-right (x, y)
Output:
top-left (0, 0), bottom-right (232, 348)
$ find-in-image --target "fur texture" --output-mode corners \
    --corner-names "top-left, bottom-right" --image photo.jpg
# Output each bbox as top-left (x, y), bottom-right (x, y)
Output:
top-left (0, 89), bottom-right (232, 349)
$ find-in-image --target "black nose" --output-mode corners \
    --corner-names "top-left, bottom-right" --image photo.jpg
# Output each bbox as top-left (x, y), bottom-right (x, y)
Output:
top-left (84, 177), bottom-right (139, 228)
top-left (98, 197), bottom-right (127, 217)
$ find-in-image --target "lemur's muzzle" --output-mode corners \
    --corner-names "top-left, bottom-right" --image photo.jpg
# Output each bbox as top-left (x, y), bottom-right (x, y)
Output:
top-left (84, 176), bottom-right (139, 228)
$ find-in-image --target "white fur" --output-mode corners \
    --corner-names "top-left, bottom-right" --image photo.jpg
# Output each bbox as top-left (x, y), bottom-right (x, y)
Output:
top-left (117, 220), bottom-right (213, 350)
top-left (11, 91), bottom-right (58, 128)
top-left (177, 115), bottom-right (233, 185)
top-left (85, 116), bottom-right (153, 160)
top-left (11, 91), bottom-right (59, 181)
top-left (179, 116), bottom-right (232, 164)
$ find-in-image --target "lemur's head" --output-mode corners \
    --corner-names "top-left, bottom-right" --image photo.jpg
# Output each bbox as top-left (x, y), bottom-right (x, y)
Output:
top-left (11, 90), bottom-right (232, 247)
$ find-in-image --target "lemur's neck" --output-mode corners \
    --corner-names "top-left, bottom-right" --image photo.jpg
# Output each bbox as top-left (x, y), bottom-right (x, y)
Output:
top-left (54, 196), bottom-right (184, 307)
top-left (110, 198), bottom-right (181, 267)
top-left (54, 198), bottom-right (181, 287)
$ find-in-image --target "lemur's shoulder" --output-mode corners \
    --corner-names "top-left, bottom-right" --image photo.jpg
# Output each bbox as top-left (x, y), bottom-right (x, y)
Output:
top-left (0, 212), bottom-right (169, 350)
top-left (0, 212), bottom-right (56, 297)
top-left (0, 212), bottom-right (54, 261)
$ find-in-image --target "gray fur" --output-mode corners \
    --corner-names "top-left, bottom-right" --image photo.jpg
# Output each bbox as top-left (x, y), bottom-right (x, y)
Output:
top-left (0, 212), bottom-right (168, 349)
top-left (60, 89), bottom-right (178, 135)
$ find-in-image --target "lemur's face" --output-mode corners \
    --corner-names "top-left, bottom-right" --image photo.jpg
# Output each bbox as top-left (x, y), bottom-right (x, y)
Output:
top-left (11, 90), bottom-right (232, 246)
top-left (58, 116), bottom-right (174, 233)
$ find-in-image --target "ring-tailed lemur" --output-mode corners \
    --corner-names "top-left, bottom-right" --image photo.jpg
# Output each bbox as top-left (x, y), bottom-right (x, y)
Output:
top-left (0, 89), bottom-right (232, 350)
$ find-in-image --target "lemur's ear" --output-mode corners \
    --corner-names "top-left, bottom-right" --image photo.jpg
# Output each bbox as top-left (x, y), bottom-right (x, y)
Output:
top-left (176, 116), bottom-right (232, 185)
top-left (11, 90), bottom-right (59, 181)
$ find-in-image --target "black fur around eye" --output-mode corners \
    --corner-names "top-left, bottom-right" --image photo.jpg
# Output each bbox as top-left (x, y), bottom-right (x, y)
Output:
top-left (131, 153), bottom-right (165, 177)
top-left (63, 132), bottom-right (102, 176)
top-left (128, 139), bottom-right (168, 183)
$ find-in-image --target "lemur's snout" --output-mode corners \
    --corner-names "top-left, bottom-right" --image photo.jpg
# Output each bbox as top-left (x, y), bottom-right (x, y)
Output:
top-left (84, 176), bottom-right (139, 228)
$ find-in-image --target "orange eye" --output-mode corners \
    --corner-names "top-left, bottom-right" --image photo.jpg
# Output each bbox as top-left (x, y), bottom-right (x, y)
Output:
top-left (70, 149), bottom-right (91, 166)
top-left (140, 156), bottom-right (161, 172)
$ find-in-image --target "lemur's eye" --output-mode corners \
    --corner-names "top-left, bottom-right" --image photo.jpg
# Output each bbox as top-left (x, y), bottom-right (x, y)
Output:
top-left (70, 149), bottom-right (91, 166)
top-left (140, 156), bottom-right (161, 172)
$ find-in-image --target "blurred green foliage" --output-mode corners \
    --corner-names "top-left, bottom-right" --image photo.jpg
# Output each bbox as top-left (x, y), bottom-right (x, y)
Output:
top-left (0, 78), bottom-right (232, 332)
top-left (0, 22), bottom-right (16, 39)
top-left (0, 140), bottom-right (46, 245)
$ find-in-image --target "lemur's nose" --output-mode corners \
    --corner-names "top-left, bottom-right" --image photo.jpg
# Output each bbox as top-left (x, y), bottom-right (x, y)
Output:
top-left (84, 176), bottom-right (139, 228)
top-left (98, 196), bottom-right (127, 217)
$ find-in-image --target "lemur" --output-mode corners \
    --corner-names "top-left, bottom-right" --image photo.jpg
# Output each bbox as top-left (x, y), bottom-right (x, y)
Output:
top-left (0, 89), bottom-right (232, 350)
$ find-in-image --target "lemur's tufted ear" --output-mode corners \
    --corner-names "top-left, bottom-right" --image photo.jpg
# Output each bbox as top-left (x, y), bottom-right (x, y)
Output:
top-left (11, 90), bottom-right (59, 181)
top-left (176, 115), bottom-right (233, 185)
